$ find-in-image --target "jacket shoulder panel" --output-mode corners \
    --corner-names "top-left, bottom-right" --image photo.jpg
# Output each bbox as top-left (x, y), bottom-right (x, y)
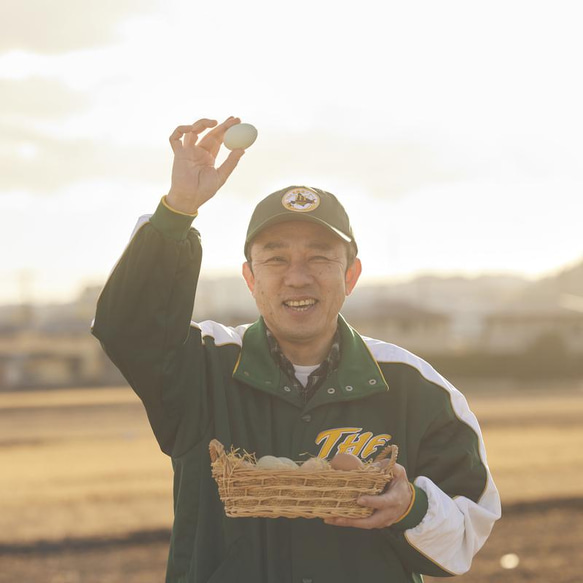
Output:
top-left (130, 214), bottom-right (152, 240)
top-left (363, 337), bottom-right (501, 575)
top-left (363, 336), bottom-right (455, 396)
top-left (363, 335), bottom-right (496, 495)
top-left (190, 320), bottom-right (252, 347)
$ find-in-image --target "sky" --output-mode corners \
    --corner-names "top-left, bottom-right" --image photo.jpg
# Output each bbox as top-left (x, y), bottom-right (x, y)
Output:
top-left (0, 0), bottom-right (582, 304)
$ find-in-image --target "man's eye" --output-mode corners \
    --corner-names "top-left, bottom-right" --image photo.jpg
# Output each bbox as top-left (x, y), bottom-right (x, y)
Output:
top-left (266, 256), bottom-right (286, 263)
top-left (311, 255), bottom-right (331, 261)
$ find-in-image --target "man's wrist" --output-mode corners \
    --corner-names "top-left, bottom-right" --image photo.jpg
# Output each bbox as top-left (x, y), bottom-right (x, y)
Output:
top-left (150, 196), bottom-right (198, 241)
top-left (165, 191), bottom-right (200, 216)
top-left (394, 482), bottom-right (416, 523)
top-left (391, 483), bottom-right (428, 531)
top-left (163, 194), bottom-right (199, 217)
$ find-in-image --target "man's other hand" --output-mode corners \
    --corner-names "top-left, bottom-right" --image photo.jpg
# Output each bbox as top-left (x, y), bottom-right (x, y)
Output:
top-left (323, 464), bottom-right (414, 529)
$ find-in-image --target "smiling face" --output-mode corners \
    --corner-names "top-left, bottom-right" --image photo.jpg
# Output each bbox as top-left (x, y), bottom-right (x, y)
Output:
top-left (242, 221), bottom-right (361, 364)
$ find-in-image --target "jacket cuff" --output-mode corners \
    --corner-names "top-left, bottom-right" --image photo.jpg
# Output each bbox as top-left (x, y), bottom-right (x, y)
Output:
top-left (149, 196), bottom-right (197, 241)
top-left (391, 484), bottom-right (428, 531)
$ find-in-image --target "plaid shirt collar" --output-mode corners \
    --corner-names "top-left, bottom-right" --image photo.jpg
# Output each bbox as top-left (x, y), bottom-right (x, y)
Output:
top-left (265, 326), bottom-right (341, 404)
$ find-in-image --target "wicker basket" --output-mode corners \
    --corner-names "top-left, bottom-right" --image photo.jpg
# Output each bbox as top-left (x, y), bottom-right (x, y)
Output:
top-left (209, 439), bottom-right (398, 519)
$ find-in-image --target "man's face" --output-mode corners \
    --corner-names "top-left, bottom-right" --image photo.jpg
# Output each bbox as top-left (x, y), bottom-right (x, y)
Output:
top-left (242, 221), bottom-right (361, 351)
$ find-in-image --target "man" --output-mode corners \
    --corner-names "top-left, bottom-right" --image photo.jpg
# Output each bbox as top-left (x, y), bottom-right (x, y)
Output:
top-left (92, 116), bottom-right (501, 583)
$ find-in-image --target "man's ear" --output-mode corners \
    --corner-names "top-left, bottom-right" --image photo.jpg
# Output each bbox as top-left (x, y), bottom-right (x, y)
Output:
top-left (345, 258), bottom-right (362, 297)
top-left (242, 261), bottom-right (255, 295)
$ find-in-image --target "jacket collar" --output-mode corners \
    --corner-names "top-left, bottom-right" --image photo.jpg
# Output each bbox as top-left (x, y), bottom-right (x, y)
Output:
top-left (232, 315), bottom-right (389, 411)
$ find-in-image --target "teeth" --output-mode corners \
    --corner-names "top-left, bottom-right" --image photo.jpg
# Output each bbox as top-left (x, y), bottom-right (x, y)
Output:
top-left (285, 299), bottom-right (316, 307)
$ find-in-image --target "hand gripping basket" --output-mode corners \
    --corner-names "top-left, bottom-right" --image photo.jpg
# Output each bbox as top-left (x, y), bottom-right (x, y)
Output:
top-left (209, 439), bottom-right (398, 519)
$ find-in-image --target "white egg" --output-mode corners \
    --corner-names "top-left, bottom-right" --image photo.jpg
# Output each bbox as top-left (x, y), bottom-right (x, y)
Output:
top-left (223, 123), bottom-right (258, 150)
top-left (277, 457), bottom-right (299, 470)
top-left (256, 455), bottom-right (285, 470)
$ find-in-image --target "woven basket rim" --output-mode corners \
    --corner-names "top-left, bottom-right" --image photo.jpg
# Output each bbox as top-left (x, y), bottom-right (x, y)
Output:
top-left (209, 439), bottom-right (398, 473)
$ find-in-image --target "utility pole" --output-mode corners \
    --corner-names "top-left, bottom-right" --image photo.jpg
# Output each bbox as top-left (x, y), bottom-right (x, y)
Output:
top-left (18, 269), bottom-right (34, 329)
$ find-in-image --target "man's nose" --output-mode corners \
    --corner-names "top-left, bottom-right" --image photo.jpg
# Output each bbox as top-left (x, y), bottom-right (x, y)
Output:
top-left (283, 260), bottom-right (313, 287)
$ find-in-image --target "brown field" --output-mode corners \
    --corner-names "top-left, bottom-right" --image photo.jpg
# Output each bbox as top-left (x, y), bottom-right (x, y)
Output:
top-left (0, 382), bottom-right (582, 582)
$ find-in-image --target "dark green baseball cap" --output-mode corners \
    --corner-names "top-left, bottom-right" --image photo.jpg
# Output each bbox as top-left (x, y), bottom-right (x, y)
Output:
top-left (244, 185), bottom-right (357, 260)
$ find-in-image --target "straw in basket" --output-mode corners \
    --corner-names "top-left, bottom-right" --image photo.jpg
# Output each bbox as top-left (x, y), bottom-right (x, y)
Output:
top-left (209, 439), bottom-right (398, 519)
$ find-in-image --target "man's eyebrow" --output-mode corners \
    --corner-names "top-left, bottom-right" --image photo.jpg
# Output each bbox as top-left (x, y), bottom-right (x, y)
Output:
top-left (307, 241), bottom-right (334, 251)
top-left (261, 241), bottom-right (288, 251)
top-left (259, 240), bottom-right (335, 251)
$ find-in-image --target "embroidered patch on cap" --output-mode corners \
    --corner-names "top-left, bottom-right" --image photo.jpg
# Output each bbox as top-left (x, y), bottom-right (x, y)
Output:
top-left (281, 188), bottom-right (321, 212)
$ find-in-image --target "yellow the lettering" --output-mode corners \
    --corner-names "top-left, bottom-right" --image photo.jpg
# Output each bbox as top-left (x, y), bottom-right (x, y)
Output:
top-left (361, 434), bottom-right (392, 459)
top-left (337, 432), bottom-right (374, 457)
top-left (315, 427), bottom-right (361, 458)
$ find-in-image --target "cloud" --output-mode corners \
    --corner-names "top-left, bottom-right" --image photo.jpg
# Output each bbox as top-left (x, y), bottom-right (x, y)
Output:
top-left (0, 121), bottom-right (461, 198)
top-left (0, 77), bottom-right (168, 194)
top-left (0, 78), bottom-right (88, 118)
top-left (0, 122), bottom-right (168, 194)
top-left (228, 130), bottom-right (459, 201)
top-left (0, 0), bottom-right (158, 54)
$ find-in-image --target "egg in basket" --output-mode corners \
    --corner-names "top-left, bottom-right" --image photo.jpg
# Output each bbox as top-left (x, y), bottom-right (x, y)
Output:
top-left (209, 439), bottom-right (398, 519)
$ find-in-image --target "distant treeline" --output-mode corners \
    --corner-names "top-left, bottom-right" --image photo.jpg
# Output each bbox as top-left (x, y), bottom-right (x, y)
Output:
top-left (423, 349), bottom-right (583, 380)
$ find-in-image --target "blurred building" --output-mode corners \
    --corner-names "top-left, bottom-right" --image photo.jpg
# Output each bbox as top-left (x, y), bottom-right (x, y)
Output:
top-left (1, 261), bottom-right (583, 389)
top-left (344, 300), bottom-right (453, 354)
top-left (0, 285), bottom-right (123, 390)
top-left (0, 328), bottom-right (123, 390)
top-left (481, 308), bottom-right (583, 355)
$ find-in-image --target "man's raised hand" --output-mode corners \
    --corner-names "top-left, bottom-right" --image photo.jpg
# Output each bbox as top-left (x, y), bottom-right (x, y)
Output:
top-left (167, 116), bottom-right (245, 214)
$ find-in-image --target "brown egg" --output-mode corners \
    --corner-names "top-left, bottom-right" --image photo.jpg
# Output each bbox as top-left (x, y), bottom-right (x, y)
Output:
top-left (330, 452), bottom-right (364, 471)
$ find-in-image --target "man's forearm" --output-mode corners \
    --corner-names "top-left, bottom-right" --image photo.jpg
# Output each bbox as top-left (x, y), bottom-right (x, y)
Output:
top-left (91, 199), bottom-right (203, 453)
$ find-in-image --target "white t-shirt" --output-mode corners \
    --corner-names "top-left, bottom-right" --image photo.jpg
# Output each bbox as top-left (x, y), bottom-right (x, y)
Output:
top-left (292, 363), bottom-right (320, 388)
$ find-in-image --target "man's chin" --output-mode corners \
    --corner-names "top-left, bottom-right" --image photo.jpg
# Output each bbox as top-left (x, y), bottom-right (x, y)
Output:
top-left (268, 323), bottom-right (321, 344)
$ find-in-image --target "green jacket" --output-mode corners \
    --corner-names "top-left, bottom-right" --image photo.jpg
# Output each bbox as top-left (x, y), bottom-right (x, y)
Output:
top-left (92, 200), bottom-right (501, 583)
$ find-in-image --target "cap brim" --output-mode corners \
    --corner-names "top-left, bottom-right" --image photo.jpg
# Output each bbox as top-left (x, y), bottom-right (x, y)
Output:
top-left (246, 213), bottom-right (352, 247)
